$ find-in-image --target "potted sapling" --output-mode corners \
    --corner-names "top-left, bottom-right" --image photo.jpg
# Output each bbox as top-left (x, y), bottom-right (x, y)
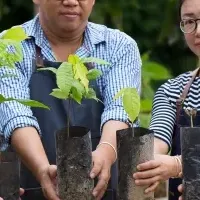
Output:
top-left (180, 108), bottom-right (200, 200)
top-left (0, 26), bottom-right (49, 200)
top-left (114, 87), bottom-right (154, 200)
top-left (39, 54), bottom-right (109, 199)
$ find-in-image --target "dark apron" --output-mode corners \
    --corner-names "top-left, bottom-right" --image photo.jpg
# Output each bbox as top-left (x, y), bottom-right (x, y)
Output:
top-left (21, 45), bottom-right (117, 200)
top-left (169, 69), bottom-right (200, 200)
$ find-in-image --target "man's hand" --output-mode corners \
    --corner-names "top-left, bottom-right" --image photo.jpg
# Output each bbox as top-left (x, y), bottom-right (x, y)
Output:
top-left (133, 154), bottom-right (179, 193)
top-left (90, 145), bottom-right (115, 200)
top-left (38, 165), bottom-right (60, 200)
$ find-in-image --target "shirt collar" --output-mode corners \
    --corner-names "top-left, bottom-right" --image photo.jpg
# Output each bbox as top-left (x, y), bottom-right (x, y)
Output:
top-left (24, 14), bottom-right (106, 52)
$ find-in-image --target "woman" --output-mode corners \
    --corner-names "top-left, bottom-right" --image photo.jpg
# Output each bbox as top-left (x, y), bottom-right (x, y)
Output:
top-left (133, 0), bottom-right (200, 199)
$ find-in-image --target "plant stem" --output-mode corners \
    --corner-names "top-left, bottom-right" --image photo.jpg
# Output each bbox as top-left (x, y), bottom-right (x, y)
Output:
top-left (191, 115), bottom-right (193, 128)
top-left (67, 99), bottom-right (71, 138)
top-left (67, 116), bottom-right (69, 138)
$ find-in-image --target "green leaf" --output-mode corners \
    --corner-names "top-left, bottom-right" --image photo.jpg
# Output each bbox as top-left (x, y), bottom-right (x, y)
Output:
top-left (142, 61), bottom-right (171, 80)
top-left (70, 80), bottom-right (87, 104)
top-left (0, 94), bottom-right (6, 103)
top-left (72, 80), bottom-right (85, 94)
top-left (0, 40), bottom-right (23, 68)
top-left (141, 52), bottom-right (150, 62)
top-left (73, 63), bottom-right (89, 92)
top-left (68, 54), bottom-right (80, 65)
top-left (0, 94), bottom-right (49, 109)
top-left (84, 88), bottom-right (98, 101)
top-left (96, 98), bottom-right (104, 104)
top-left (87, 69), bottom-right (102, 80)
top-left (56, 62), bottom-right (73, 96)
top-left (14, 99), bottom-right (50, 109)
top-left (113, 88), bottom-right (127, 100)
top-left (123, 88), bottom-right (140, 123)
top-left (37, 67), bottom-right (57, 74)
top-left (71, 87), bottom-right (82, 104)
top-left (50, 88), bottom-right (68, 99)
top-left (1, 26), bottom-right (29, 42)
top-left (113, 88), bottom-right (140, 123)
top-left (81, 57), bottom-right (110, 65)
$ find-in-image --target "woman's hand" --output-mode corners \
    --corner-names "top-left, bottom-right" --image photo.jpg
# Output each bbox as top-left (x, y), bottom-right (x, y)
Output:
top-left (90, 144), bottom-right (116, 200)
top-left (133, 154), bottom-right (180, 193)
top-left (178, 184), bottom-right (183, 200)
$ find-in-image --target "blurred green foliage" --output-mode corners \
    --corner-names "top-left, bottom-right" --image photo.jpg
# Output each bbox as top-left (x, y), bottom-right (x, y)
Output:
top-left (90, 0), bottom-right (197, 75)
top-left (140, 52), bottom-right (172, 127)
top-left (0, 0), bottom-right (198, 127)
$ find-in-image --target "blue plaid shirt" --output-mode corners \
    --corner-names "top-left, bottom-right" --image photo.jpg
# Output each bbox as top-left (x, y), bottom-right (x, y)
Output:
top-left (0, 15), bottom-right (141, 147)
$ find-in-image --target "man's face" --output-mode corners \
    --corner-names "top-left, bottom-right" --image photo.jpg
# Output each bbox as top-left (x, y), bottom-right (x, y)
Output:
top-left (33, 0), bottom-right (95, 33)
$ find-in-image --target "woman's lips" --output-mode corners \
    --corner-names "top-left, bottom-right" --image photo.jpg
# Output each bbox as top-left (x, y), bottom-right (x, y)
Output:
top-left (195, 42), bottom-right (200, 46)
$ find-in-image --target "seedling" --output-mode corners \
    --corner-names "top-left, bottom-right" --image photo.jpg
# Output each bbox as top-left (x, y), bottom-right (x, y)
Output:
top-left (39, 54), bottom-right (109, 135)
top-left (184, 108), bottom-right (197, 128)
top-left (114, 87), bottom-right (154, 200)
top-left (114, 87), bottom-right (140, 123)
top-left (38, 54), bottom-right (110, 200)
top-left (0, 26), bottom-right (49, 110)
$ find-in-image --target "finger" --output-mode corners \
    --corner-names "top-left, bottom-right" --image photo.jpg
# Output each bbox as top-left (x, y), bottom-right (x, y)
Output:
top-left (0, 198), bottom-right (3, 200)
top-left (95, 186), bottom-right (107, 200)
top-left (137, 160), bottom-right (161, 171)
top-left (133, 167), bottom-right (161, 179)
top-left (19, 188), bottom-right (24, 196)
top-left (42, 175), bottom-right (60, 200)
top-left (178, 184), bottom-right (183, 193)
top-left (43, 185), bottom-right (60, 200)
top-left (49, 165), bottom-right (57, 178)
top-left (179, 196), bottom-right (183, 200)
top-left (90, 160), bottom-right (102, 179)
top-left (144, 181), bottom-right (160, 193)
top-left (49, 165), bottom-right (57, 185)
top-left (93, 176), bottom-right (109, 197)
top-left (93, 165), bottom-right (110, 197)
top-left (135, 175), bottom-right (160, 186)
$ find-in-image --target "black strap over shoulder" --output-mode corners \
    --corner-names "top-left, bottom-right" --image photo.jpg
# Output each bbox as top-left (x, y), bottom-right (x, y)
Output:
top-left (176, 67), bottom-right (200, 123)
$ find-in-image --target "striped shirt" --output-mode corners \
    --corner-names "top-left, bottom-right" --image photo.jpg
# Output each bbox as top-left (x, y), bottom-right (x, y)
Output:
top-left (150, 71), bottom-right (200, 149)
top-left (0, 14), bottom-right (141, 147)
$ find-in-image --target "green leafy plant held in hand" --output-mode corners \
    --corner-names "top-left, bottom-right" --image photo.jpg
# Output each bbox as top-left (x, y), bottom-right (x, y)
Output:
top-left (114, 88), bottom-right (140, 123)
top-left (0, 26), bottom-right (49, 109)
top-left (38, 54), bottom-right (110, 135)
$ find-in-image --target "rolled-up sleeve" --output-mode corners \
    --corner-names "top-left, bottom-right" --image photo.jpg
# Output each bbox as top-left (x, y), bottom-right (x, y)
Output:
top-left (101, 38), bottom-right (141, 128)
top-left (149, 85), bottom-right (176, 149)
top-left (0, 63), bottom-right (40, 145)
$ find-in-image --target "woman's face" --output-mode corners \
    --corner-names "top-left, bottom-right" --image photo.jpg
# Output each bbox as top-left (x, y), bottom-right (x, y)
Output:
top-left (181, 0), bottom-right (200, 56)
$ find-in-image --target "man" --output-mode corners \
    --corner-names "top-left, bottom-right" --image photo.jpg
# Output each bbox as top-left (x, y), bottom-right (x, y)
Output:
top-left (0, 0), bottom-right (141, 199)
